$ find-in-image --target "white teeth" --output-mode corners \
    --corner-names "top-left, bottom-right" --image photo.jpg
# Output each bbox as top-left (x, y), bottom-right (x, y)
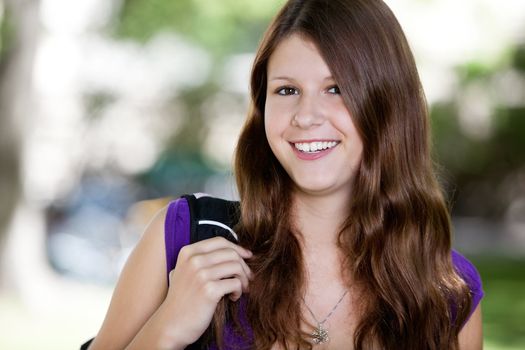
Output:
top-left (294, 141), bottom-right (338, 153)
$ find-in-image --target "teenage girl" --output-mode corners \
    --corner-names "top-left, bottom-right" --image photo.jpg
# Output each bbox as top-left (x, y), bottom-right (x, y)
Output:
top-left (88, 0), bottom-right (483, 349)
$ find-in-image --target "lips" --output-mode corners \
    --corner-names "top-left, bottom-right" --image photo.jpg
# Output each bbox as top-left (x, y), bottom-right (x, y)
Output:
top-left (289, 140), bottom-right (340, 160)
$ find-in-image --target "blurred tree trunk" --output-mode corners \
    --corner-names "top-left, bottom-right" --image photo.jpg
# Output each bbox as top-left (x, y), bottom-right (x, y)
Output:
top-left (0, 0), bottom-right (40, 289)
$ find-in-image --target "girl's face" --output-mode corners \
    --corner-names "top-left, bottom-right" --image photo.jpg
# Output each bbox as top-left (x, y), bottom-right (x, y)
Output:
top-left (265, 34), bottom-right (363, 199)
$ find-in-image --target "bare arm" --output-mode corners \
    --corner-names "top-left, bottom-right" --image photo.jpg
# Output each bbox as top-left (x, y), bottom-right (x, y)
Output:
top-left (88, 207), bottom-right (170, 349)
top-left (458, 304), bottom-right (483, 350)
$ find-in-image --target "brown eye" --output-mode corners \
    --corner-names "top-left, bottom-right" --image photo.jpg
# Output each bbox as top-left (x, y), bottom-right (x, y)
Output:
top-left (276, 87), bottom-right (299, 96)
top-left (327, 85), bottom-right (340, 94)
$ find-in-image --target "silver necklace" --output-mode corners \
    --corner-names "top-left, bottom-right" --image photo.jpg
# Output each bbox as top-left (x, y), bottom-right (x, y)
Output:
top-left (302, 290), bottom-right (348, 344)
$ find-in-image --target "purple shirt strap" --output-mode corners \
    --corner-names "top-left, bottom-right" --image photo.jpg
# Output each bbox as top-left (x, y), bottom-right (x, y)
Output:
top-left (164, 198), bottom-right (190, 285)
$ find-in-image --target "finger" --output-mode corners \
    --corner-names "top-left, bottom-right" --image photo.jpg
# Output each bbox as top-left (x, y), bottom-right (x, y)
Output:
top-left (224, 278), bottom-right (243, 302)
top-left (189, 248), bottom-right (253, 279)
top-left (205, 278), bottom-right (243, 302)
top-left (239, 255), bottom-right (254, 281)
top-left (185, 236), bottom-right (252, 259)
top-left (199, 261), bottom-right (250, 292)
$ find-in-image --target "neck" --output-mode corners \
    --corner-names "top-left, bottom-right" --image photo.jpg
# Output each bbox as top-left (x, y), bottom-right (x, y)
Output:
top-left (292, 189), bottom-right (354, 292)
top-left (292, 189), bottom-right (352, 249)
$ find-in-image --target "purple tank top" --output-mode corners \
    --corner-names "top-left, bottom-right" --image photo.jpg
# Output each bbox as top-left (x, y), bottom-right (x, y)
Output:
top-left (165, 198), bottom-right (484, 349)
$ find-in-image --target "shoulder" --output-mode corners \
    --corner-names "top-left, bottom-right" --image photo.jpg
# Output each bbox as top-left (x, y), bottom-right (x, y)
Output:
top-left (451, 249), bottom-right (484, 312)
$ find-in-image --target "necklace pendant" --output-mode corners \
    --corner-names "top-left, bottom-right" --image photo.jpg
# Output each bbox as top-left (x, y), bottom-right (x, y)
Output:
top-left (312, 324), bottom-right (329, 344)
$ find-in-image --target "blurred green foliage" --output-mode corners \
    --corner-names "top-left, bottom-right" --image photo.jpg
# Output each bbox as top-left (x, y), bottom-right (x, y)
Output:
top-left (169, 83), bottom-right (220, 153)
top-left (113, 0), bottom-right (286, 181)
top-left (470, 255), bottom-right (525, 348)
top-left (0, 2), bottom-right (21, 247)
top-left (431, 45), bottom-right (525, 218)
top-left (116, 0), bottom-right (284, 57)
top-left (0, 6), bottom-right (14, 62)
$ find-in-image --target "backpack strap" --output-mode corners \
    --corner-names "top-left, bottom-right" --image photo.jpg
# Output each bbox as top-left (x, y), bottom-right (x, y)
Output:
top-left (164, 194), bottom-right (241, 285)
top-left (183, 194), bottom-right (241, 244)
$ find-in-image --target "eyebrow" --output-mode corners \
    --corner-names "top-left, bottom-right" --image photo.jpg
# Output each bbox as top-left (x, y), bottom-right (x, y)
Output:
top-left (268, 76), bottom-right (335, 82)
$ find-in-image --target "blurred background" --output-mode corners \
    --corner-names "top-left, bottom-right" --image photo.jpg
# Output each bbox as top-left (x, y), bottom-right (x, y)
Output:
top-left (0, 0), bottom-right (523, 349)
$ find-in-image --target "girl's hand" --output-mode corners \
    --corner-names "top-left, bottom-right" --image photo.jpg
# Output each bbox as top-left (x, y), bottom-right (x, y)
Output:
top-left (159, 236), bottom-right (253, 348)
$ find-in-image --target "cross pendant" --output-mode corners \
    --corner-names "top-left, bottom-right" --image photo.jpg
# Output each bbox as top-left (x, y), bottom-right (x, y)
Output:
top-left (312, 323), bottom-right (329, 344)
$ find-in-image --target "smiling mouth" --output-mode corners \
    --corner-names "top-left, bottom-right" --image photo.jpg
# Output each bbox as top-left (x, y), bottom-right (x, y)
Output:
top-left (292, 141), bottom-right (340, 153)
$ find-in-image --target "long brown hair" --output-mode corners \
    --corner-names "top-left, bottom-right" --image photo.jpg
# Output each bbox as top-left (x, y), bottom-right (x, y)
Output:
top-left (224, 0), bottom-right (473, 349)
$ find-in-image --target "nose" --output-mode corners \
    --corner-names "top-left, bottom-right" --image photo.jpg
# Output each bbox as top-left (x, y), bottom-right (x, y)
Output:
top-left (292, 94), bottom-right (325, 129)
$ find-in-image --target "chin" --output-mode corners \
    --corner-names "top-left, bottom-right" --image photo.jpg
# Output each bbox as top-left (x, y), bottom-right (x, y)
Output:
top-left (293, 180), bottom-right (338, 196)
